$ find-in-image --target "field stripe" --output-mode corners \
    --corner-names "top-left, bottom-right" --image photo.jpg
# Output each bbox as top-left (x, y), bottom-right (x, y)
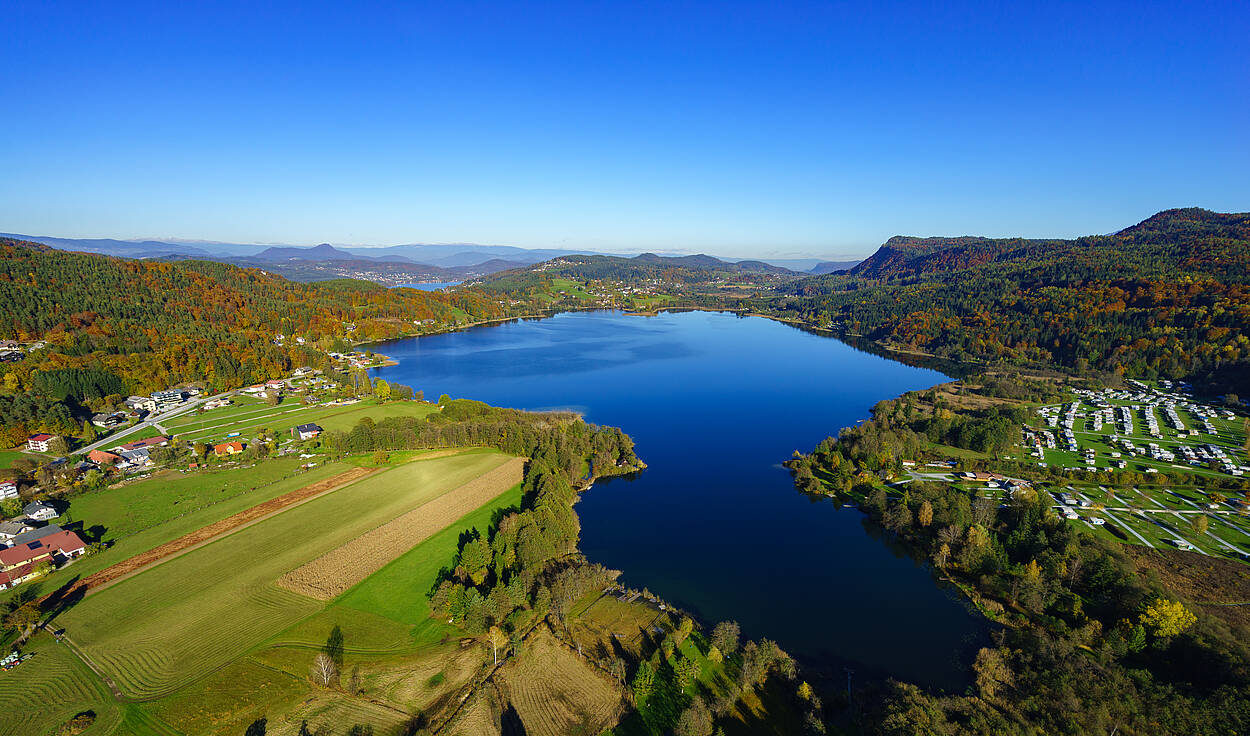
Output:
top-left (278, 457), bottom-right (526, 600)
top-left (45, 467), bottom-right (377, 605)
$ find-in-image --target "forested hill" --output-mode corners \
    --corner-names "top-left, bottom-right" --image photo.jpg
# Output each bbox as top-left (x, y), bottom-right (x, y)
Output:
top-left (848, 208), bottom-right (1250, 280)
top-left (0, 237), bottom-right (508, 408)
top-left (762, 208), bottom-right (1250, 392)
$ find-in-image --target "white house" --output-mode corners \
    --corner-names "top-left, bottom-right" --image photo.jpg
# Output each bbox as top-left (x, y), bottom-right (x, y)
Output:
top-left (292, 423), bottom-right (322, 440)
top-left (23, 501), bottom-right (58, 522)
top-left (26, 434), bottom-right (56, 453)
top-left (124, 395), bottom-right (158, 413)
top-left (0, 480), bottom-right (17, 500)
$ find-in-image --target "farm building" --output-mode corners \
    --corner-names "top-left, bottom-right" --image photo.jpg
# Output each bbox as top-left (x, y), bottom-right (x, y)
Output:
top-left (293, 423), bottom-right (322, 440)
top-left (215, 441), bottom-right (246, 457)
top-left (25, 433), bottom-right (56, 453)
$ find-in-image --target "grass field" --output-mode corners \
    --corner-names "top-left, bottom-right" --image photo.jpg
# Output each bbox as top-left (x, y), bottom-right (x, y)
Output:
top-left (494, 629), bottom-right (624, 736)
top-left (164, 398), bottom-right (438, 444)
top-left (56, 451), bottom-right (513, 699)
top-left (278, 457), bottom-right (525, 599)
top-left (0, 460), bottom-right (354, 608)
top-left (144, 454), bottom-right (527, 735)
top-left (0, 632), bottom-right (121, 736)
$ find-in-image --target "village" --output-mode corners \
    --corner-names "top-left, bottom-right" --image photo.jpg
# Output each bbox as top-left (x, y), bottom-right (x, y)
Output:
top-left (0, 351), bottom-right (414, 592)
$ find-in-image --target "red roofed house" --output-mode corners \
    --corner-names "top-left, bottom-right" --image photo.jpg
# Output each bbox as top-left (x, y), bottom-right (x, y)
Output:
top-left (88, 449), bottom-right (122, 465)
top-left (215, 441), bottom-right (246, 457)
top-left (0, 529), bottom-right (86, 588)
top-left (119, 435), bottom-right (170, 452)
top-left (26, 433), bottom-right (55, 452)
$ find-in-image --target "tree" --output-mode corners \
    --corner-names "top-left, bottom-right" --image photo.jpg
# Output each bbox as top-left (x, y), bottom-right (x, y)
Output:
top-left (5, 601), bottom-right (41, 632)
top-left (487, 625), bottom-right (507, 665)
top-left (373, 378), bottom-right (391, 400)
top-left (80, 420), bottom-right (97, 443)
top-left (798, 681), bottom-right (814, 701)
top-left (917, 500), bottom-right (934, 527)
top-left (707, 644), bottom-right (723, 664)
top-left (972, 647), bottom-right (1013, 700)
top-left (674, 698), bottom-right (713, 736)
top-left (310, 652), bottom-right (337, 687)
top-left (47, 435), bottom-right (69, 455)
top-left (933, 543), bottom-right (951, 569)
top-left (1140, 597), bottom-right (1197, 639)
top-left (1191, 515), bottom-right (1209, 535)
top-left (711, 620), bottom-right (740, 655)
top-left (371, 450), bottom-right (389, 465)
top-left (675, 655), bottom-right (700, 693)
top-left (323, 625), bottom-right (345, 669)
top-left (632, 660), bottom-right (656, 697)
top-left (1, 498), bottom-right (21, 518)
top-left (675, 616), bottom-right (694, 646)
top-left (245, 719), bottom-right (267, 736)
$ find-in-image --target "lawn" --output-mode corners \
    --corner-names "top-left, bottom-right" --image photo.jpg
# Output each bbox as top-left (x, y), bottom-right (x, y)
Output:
top-left (145, 452), bottom-right (523, 735)
top-left (0, 632), bottom-right (122, 736)
top-left (56, 451), bottom-right (513, 699)
top-left (0, 460), bottom-right (353, 607)
top-left (166, 398), bottom-right (437, 443)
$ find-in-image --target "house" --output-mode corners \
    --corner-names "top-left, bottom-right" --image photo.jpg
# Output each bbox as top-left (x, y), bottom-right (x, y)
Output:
top-left (292, 423), bottom-right (322, 440)
top-left (11, 524), bottom-right (64, 546)
top-left (117, 448), bottom-right (152, 469)
top-left (124, 395), bottom-right (157, 413)
top-left (151, 389), bottom-right (185, 411)
top-left (118, 436), bottom-right (170, 452)
top-left (214, 441), bottom-right (246, 457)
top-left (88, 450), bottom-right (122, 466)
top-left (0, 520), bottom-right (34, 543)
top-left (91, 412), bottom-right (126, 428)
top-left (0, 480), bottom-right (17, 500)
top-left (0, 529), bottom-right (87, 586)
top-left (265, 379), bottom-right (286, 390)
top-left (26, 434), bottom-right (56, 453)
top-left (23, 501), bottom-right (58, 522)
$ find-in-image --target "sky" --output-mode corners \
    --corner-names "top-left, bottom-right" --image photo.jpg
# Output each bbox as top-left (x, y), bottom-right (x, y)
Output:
top-left (1, 1), bottom-right (1247, 259)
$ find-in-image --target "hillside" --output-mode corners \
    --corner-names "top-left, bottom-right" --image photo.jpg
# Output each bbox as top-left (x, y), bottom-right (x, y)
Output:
top-left (763, 208), bottom-right (1250, 392)
top-left (0, 238), bottom-right (512, 439)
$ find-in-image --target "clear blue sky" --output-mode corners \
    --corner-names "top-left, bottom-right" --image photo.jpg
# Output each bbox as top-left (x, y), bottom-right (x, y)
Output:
top-left (2, 1), bottom-right (1246, 258)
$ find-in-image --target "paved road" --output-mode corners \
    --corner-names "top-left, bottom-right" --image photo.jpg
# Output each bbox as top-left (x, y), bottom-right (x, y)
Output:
top-left (79, 390), bottom-right (235, 454)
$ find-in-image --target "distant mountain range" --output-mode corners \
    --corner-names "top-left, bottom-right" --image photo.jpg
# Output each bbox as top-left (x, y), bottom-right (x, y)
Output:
top-left (0, 233), bottom-right (860, 279)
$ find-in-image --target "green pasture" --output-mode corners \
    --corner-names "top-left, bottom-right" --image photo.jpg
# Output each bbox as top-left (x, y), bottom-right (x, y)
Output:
top-left (0, 460), bottom-right (352, 607)
top-left (55, 451), bottom-right (511, 700)
top-left (166, 398), bottom-right (436, 444)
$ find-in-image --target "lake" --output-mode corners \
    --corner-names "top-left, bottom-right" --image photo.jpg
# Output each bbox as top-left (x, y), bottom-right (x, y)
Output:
top-left (394, 281), bottom-right (462, 291)
top-left (370, 309), bottom-right (989, 689)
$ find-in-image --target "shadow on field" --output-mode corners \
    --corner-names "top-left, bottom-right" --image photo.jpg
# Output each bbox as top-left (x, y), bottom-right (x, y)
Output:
top-left (500, 703), bottom-right (528, 736)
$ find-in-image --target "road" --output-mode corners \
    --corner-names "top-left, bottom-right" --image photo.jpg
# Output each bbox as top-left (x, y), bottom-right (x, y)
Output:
top-left (79, 390), bottom-right (235, 454)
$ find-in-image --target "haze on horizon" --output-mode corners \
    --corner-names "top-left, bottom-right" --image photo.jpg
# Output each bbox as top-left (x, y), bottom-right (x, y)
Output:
top-left (1, 1), bottom-right (1246, 260)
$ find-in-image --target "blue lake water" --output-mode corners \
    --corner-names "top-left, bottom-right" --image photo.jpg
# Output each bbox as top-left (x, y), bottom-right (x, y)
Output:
top-left (371, 309), bottom-right (989, 689)
top-left (394, 281), bottom-right (462, 291)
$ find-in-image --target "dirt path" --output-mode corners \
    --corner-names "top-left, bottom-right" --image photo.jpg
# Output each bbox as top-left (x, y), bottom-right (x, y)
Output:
top-left (45, 467), bottom-right (377, 603)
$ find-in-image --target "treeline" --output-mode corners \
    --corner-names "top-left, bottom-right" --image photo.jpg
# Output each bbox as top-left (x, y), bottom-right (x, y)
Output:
top-left (321, 398), bottom-right (635, 475)
top-left (758, 208), bottom-right (1250, 395)
top-left (790, 387), bottom-right (1250, 734)
top-left (786, 389), bottom-right (1029, 495)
